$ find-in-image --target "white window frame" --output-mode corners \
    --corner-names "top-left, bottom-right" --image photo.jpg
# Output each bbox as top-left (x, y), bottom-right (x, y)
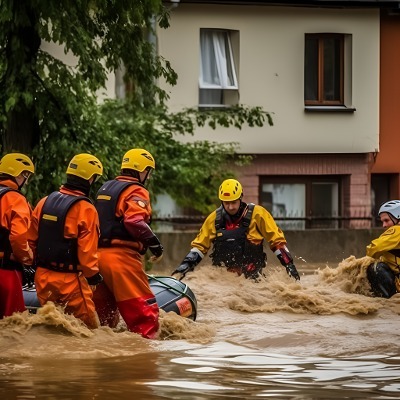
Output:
top-left (199, 29), bottom-right (238, 90)
top-left (199, 29), bottom-right (239, 108)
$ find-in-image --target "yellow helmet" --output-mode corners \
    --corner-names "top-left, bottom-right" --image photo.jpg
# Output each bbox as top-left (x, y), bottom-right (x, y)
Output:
top-left (0, 153), bottom-right (35, 177)
top-left (219, 179), bottom-right (243, 201)
top-left (121, 148), bottom-right (155, 172)
top-left (66, 153), bottom-right (103, 180)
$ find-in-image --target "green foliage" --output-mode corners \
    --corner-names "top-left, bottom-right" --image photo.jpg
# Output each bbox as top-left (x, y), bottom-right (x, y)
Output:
top-left (0, 1), bottom-right (175, 152)
top-left (27, 99), bottom-right (271, 214)
top-left (94, 102), bottom-right (267, 214)
top-left (0, 1), bottom-right (273, 214)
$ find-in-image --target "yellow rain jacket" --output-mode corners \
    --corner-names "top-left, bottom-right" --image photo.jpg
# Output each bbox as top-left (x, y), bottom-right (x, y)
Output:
top-left (366, 225), bottom-right (400, 291)
top-left (191, 204), bottom-right (287, 255)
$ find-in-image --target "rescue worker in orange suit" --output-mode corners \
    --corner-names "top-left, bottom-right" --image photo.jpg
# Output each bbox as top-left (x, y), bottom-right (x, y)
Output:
top-left (28, 154), bottom-right (104, 329)
top-left (173, 179), bottom-right (300, 281)
top-left (366, 200), bottom-right (400, 298)
top-left (92, 148), bottom-right (163, 339)
top-left (0, 153), bottom-right (35, 319)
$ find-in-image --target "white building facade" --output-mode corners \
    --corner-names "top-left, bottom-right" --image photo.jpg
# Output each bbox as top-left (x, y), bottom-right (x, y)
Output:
top-left (157, 1), bottom-right (383, 229)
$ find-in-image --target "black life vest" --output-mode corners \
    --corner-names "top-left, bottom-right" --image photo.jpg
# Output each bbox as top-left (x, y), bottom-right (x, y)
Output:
top-left (95, 179), bottom-right (144, 247)
top-left (36, 191), bottom-right (90, 272)
top-left (389, 248), bottom-right (400, 258)
top-left (210, 203), bottom-right (266, 269)
top-left (0, 185), bottom-right (23, 268)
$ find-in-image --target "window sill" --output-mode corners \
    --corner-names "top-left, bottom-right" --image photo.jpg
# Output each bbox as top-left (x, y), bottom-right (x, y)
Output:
top-left (198, 104), bottom-right (233, 111)
top-left (305, 106), bottom-right (356, 113)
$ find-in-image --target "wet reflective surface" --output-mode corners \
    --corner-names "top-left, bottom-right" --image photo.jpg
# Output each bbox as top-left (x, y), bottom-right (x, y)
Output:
top-left (1, 256), bottom-right (399, 399)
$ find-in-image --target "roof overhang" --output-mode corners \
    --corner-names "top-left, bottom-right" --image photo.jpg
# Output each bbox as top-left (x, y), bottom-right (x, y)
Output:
top-left (164, 0), bottom-right (400, 9)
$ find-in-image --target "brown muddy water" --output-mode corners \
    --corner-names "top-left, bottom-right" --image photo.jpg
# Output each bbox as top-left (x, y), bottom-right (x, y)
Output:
top-left (1, 256), bottom-right (399, 399)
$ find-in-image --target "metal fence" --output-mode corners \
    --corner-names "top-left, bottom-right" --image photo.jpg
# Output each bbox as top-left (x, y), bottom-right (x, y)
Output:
top-left (154, 208), bottom-right (378, 231)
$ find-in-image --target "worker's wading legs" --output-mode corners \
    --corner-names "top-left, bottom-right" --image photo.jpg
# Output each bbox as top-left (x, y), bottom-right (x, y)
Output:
top-left (96, 248), bottom-right (159, 339)
top-left (0, 269), bottom-right (25, 318)
top-left (35, 267), bottom-right (100, 329)
top-left (366, 262), bottom-right (397, 299)
top-left (92, 281), bottom-right (120, 328)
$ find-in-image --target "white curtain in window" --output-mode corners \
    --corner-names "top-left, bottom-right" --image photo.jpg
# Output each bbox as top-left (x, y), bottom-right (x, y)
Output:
top-left (200, 30), bottom-right (237, 89)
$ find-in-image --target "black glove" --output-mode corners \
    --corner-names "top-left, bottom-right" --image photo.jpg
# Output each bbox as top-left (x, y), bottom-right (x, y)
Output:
top-left (172, 250), bottom-right (202, 279)
top-left (172, 262), bottom-right (192, 277)
top-left (22, 265), bottom-right (36, 288)
top-left (285, 263), bottom-right (300, 281)
top-left (146, 235), bottom-right (164, 263)
top-left (148, 244), bottom-right (163, 257)
top-left (275, 246), bottom-right (300, 281)
top-left (86, 272), bottom-right (103, 286)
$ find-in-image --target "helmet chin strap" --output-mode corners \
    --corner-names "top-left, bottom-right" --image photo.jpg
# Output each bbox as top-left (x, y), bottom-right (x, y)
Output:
top-left (138, 168), bottom-right (154, 186)
top-left (18, 177), bottom-right (28, 191)
top-left (140, 170), bottom-right (151, 186)
top-left (122, 169), bottom-right (149, 185)
top-left (389, 215), bottom-right (399, 225)
top-left (12, 175), bottom-right (26, 191)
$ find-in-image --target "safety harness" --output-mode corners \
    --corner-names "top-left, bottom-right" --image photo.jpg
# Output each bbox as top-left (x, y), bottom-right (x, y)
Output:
top-left (210, 203), bottom-right (266, 272)
top-left (95, 179), bottom-right (143, 248)
top-left (214, 202), bottom-right (254, 231)
top-left (0, 185), bottom-right (24, 270)
top-left (36, 191), bottom-right (90, 272)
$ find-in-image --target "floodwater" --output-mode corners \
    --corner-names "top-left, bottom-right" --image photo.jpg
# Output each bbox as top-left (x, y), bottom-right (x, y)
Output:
top-left (1, 255), bottom-right (400, 399)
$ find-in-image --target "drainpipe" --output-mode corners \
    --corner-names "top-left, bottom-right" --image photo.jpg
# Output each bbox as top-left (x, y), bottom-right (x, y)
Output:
top-left (146, 0), bottom-right (181, 93)
top-left (116, 2), bottom-right (181, 99)
top-left (148, 1), bottom-right (181, 58)
top-left (152, 0), bottom-right (181, 42)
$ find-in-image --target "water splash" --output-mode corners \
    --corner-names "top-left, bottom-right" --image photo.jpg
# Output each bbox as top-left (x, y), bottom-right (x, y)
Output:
top-left (159, 309), bottom-right (215, 343)
top-left (0, 302), bottom-right (93, 338)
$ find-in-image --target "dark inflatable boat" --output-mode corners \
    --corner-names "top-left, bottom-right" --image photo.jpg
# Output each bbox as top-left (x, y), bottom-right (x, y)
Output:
top-left (23, 274), bottom-right (197, 321)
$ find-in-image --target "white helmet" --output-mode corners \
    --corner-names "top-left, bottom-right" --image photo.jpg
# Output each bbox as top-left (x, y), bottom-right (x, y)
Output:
top-left (378, 200), bottom-right (400, 220)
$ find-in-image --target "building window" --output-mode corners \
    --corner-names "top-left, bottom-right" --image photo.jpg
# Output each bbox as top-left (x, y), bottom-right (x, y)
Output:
top-left (199, 29), bottom-right (239, 108)
top-left (261, 182), bottom-right (306, 230)
top-left (260, 176), bottom-right (341, 229)
top-left (371, 174), bottom-right (397, 227)
top-left (304, 33), bottom-right (345, 106)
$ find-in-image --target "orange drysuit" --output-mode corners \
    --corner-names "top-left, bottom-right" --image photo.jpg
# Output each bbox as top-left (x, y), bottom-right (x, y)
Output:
top-left (93, 176), bottom-right (159, 338)
top-left (28, 186), bottom-right (100, 329)
top-left (0, 179), bottom-right (33, 318)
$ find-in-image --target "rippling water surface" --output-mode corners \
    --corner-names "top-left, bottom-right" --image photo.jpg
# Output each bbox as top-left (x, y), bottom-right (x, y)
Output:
top-left (1, 256), bottom-right (399, 399)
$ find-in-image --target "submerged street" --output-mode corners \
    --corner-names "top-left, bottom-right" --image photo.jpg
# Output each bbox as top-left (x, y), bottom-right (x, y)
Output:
top-left (0, 256), bottom-right (399, 399)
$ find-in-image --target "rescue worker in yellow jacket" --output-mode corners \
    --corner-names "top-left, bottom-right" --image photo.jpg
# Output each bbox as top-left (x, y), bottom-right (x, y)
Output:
top-left (172, 179), bottom-right (300, 281)
top-left (28, 154), bottom-right (104, 329)
top-left (0, 153), bottom-right (35, 318)
top-left (366, 200), bottom-right (400, 298)
top-left (92, 148), bottom-right (162, 339)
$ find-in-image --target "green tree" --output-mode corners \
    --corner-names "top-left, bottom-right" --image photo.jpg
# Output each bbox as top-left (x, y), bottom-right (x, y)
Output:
top-left (0, 1), bottom-right (272, 212)
top-left (0, 0), bottom-right (174, 152)
top-left (90, 101), bottom-right (270, 214)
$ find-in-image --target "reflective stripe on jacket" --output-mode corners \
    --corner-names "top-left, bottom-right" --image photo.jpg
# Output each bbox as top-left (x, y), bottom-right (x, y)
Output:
top-left (36, 191), bottom-right (90, 272)
top-left (95, 176), bottom-right (152, 252)
top-left (210, 204), bottom-right (265, 269)
top-left (95, 179), bottom-right (143, 247)
top-left (29, 186), bottom-right (100, 278)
